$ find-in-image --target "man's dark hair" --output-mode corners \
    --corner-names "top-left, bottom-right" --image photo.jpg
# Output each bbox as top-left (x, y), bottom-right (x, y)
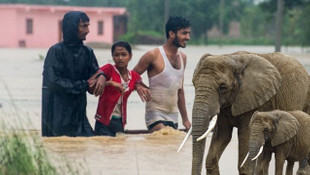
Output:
top-left (111, 41), bottom-right (132, 55)
top-left (165, 16), bottom-right (191, 39)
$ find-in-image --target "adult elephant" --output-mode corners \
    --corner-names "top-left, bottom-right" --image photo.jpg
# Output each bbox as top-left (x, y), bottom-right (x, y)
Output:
top-left (190, 52), bottom-right (309, 174)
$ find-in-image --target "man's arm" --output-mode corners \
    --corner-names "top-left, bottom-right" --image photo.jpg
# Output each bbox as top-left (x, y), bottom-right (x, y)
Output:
top-left (93, 74), bottom-right (106, 96)
top-left (178, 53), bottom-right (191, 131)
top-left (133, 51), bottom-right (154, 102)
top-left (178, 88), bottom-right (191, 131)
top-left (133, 51), bottom-right (153, 75)
top-left (87, 70), bottom-right (106, 96)
top-left (135, 83), bottom-right (151, 102)
top-left (88, 48), bottom-right (106, 97)
top-left (43, 47), bottom-right (89, 94)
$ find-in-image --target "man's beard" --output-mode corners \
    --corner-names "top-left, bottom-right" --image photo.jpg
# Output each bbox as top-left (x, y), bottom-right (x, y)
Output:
top-left (172, 36), bottom-right (186, 48)
top-left (81, 35), bottom-right (86, 40)
top-left (78, 33), bottom-right (87, 40)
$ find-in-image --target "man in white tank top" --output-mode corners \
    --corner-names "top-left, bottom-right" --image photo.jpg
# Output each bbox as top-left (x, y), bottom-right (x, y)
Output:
top-left (133, 16), bottom-right (192, 133)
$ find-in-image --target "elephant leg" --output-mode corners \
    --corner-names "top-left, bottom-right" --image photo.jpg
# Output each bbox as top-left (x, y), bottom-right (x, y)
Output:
top-left (256, 151), bottom-right (272, 175)
top-left (238, 115), bottom-right (251, 175)
top-left (262, 155), bottom-right (271, 175)
top-left (286, 161), bottom-right (294, 175)
top-left (205, 116), bottom-right (233, 175)
top-left (297, 159), bottom-right (310, 175)
top-left (300, 159), bottom-right (308, 169)
top-left (275, 155), bottom-right (286, 175)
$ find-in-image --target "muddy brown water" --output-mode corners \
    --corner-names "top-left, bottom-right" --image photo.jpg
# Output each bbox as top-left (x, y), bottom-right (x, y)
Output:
top-left (1, 45), bottom-right (310, 174)
top-left (42, 127), bottom-right (191, 175)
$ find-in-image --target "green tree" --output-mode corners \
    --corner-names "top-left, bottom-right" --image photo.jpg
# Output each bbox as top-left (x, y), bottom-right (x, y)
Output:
top-left (295, 3), bottom-right (310, 46)
top-left (259, 0), bottom-right (310, 46)
top-left (126, 0), bottom-right (165, 34)
top-left (240, 5), bottom-right (271, 38)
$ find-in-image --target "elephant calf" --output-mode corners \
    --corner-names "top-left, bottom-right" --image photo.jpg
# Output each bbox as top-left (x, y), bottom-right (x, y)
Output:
top-left (246, 110), bottom-right (310, 175)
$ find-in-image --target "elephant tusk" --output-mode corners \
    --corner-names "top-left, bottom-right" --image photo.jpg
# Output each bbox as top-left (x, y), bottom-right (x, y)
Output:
top-left (177, 126), bottom-right (192, 152)
top-left (196, 115), bottom-right (218, 142)
top-left (252, 146), bottom-right (264, 161)
top-left (240, 152), bottom-right (249, 168)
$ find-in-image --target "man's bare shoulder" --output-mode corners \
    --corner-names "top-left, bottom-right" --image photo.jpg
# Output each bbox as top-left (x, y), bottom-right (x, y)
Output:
top-left (179, 51), bottom-right (187, 59)
top-left (179, 51), bottom-right (187, 65)
top-left (141, 47), bottom-right (160, 60)
top-left (134, 47), bottom-right (161, 74)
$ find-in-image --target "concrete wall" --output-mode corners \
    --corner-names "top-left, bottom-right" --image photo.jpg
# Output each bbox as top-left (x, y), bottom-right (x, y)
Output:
top-left (0, 4), bottom-right (127, 48)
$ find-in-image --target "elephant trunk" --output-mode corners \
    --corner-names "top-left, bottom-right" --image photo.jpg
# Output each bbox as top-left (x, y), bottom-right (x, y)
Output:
top-left (248, 133), bottom-right (265, 175)
top-left (192, 99), bottom-right (219, 175)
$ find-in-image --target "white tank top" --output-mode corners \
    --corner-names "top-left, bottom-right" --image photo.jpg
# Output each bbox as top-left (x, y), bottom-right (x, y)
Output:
top-left (146, 46), bottom-right (184, 113)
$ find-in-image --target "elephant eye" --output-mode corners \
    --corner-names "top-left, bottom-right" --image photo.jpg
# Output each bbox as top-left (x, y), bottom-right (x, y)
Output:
top-left (263, 128), bottom-right (269, 133)
top-left (219, 84), bottom-right (227, 93)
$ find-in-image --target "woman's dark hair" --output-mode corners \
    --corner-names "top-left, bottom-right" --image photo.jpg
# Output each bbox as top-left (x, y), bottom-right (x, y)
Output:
top-left (111, 41), bottom-right (132, 55)
top-left (165, 16), bottom-right (191, 39)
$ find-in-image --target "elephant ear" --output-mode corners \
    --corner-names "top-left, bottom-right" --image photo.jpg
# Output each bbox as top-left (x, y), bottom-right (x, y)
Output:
top-left (271, 111), bottom-right (300, 147)
top-left (231, 54), bottom-right (282, 116)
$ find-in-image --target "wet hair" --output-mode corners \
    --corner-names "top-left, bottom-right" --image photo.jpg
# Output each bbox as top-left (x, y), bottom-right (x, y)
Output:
top-left (111, 41), bottom-right (132, 55)
top-left (165, 16), bottom-right (191, 39)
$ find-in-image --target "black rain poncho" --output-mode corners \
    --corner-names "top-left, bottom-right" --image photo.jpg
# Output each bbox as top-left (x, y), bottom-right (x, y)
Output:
top-left (41, 11), bottom-right (98, 137)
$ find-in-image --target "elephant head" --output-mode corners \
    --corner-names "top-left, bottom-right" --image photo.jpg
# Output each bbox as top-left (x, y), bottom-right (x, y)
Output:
top-left (246, 110), bottom-right (300, 173)
top-left (191, 53), bottom-right (282, 174)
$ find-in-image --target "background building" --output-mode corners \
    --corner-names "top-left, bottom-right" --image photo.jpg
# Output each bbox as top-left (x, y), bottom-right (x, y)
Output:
top-left (0, 4), bottom-right (127, 48)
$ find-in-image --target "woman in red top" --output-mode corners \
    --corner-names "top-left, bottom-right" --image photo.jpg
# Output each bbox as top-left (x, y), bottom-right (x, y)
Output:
top-left (93, 41), bottom-right (148, 136)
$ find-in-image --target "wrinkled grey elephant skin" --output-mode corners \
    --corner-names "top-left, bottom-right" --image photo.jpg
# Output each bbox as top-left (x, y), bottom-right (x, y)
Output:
top-left (248, 110), bottom-right (310, 175)
top-left (191, 51), bottom-right (310, 175)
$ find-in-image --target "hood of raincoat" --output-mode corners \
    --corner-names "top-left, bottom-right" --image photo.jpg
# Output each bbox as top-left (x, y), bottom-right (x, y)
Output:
top-left (62, 11), bottom-right (89, 47)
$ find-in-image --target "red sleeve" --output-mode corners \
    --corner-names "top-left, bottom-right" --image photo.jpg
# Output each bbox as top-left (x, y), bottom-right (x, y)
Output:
top-left (100, 64), bottom-right (113, 80)
top-left (131, 70), bottom-right (142, 84)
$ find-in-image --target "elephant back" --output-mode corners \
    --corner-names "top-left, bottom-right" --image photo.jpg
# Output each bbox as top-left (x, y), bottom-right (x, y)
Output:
top-left (258, 53), bottom-right (309, 111)
top-left (288, 111), bottom-right (310, 157)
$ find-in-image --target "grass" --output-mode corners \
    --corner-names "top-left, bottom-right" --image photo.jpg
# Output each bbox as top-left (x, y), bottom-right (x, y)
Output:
top-left (0, 123), bottom-right (89, 175)
top-left (0, 129), bottom-right (57, 175)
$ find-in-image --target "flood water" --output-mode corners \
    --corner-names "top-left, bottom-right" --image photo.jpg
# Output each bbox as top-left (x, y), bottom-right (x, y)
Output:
top-left (1, 45), bottom-right (310, 174)
top-left (43, 128), bottom-right (190, 175)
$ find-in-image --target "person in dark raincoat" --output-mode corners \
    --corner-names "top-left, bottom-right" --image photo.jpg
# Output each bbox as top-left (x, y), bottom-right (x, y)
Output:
top-left (41, 11), bottom-right (106, 137)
